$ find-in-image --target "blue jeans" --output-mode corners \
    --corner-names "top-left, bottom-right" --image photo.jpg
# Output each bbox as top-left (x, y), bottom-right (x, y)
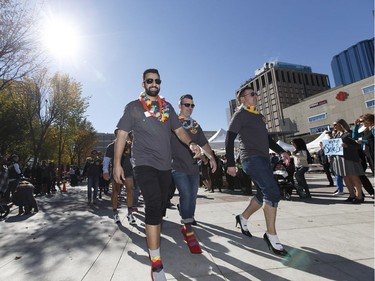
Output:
top-left (87, 176), bottom-right (99, 202)
top-left (242, 156), bottom-right (280, 207)
top-left (336, 175), bottom-right (344, 192)
top-left (172, 171), bottom-right (199, 224)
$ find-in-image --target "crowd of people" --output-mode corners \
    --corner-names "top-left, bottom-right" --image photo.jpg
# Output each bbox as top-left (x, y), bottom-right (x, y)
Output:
top-left (0, 68), bottom-right (373, 281)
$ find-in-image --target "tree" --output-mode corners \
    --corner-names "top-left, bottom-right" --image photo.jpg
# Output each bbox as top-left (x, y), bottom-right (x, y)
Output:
top-left (0, 0), bottom-right (42, 91)
top-left (0, 81), bottom-right (30, 158)
top-left (49, 72), bottom-right (89, 182)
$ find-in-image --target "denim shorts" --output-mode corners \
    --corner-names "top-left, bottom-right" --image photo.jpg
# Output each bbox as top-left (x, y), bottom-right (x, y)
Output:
top-left (241, 156), bottom-right (280, 207)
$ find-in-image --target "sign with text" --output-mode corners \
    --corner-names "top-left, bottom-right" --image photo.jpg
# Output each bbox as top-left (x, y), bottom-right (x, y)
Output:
top-left (322, 139), bottom-right (343, 156)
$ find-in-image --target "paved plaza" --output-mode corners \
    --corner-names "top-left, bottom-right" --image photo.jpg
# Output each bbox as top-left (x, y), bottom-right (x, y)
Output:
top-left (0, 172), bottom-right (374, 281)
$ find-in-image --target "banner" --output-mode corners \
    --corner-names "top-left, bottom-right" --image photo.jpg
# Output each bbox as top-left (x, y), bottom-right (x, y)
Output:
top-left (322, 139), bottom-right (343, 156)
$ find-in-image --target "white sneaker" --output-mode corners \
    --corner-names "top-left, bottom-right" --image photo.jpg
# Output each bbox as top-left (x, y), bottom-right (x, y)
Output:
top-left (333, 191), bottom-right (344, 196)
top-left (113, 212), bottom-right (120, 224)
top-left (127, 213), bottom-right (136, 225)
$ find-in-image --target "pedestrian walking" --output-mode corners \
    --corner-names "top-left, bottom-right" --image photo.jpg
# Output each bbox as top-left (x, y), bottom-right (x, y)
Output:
top-left (171, 94), bottom-right (217, 254)
top-left (225, 85), bottom-right (290, 256)
top-left (103, 129), bottom-right (136, 225)
top-left (82, 150), bottom-right (102, 205)
top-left (113, 68), bottom-right (201, 281)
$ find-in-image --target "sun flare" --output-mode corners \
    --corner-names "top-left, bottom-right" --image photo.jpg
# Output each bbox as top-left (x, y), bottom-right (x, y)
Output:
top-left (41, 18), bottom-right (81, 59)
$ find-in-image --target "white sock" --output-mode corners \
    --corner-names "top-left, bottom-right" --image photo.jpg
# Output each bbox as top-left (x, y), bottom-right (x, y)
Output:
top-left (266, 233), bottom-right (284, 251)
top-left (240, 214), bottom-right (249, 231)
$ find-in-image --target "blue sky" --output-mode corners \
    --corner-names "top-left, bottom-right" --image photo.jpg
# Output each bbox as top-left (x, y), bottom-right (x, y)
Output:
top-left (41, 0), bottom-right (374, 133)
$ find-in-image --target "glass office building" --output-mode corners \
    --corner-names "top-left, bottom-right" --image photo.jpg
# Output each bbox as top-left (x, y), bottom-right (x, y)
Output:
top-left (331, 38), bottom-right (374, 86)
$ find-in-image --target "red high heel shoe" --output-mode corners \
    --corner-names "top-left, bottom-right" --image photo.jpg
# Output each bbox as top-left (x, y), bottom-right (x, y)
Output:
top-left (181, 226), bottom-right (202, 254)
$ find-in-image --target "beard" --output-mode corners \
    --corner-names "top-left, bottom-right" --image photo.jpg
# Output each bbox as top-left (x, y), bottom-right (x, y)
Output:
top-left (146, 87), bottom-right (160, 97)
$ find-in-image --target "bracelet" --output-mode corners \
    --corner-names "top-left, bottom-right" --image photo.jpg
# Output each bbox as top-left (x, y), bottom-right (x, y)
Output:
top-left (188, 140), bottom-right (195, 146)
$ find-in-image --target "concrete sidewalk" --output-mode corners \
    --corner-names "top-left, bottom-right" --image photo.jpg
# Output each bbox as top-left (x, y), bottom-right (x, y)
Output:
top-left (0, 173), bottom-right (374, 281)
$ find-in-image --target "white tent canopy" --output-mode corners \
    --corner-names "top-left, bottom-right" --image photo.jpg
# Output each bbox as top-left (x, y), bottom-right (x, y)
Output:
top-left (208, 128), bottom-right (239, 150)
top-left (276, 140), bottom-right (295, 152)
top-left (306, 131), bottom-right (331, 153)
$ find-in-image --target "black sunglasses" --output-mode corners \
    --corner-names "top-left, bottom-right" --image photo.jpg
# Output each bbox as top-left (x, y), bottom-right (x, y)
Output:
top-left (242, 92), bottom-right (257, 98)
top-left (144, 78), bottom-right (162, 85)
top-left (182, 103), bottom-right (195, 108)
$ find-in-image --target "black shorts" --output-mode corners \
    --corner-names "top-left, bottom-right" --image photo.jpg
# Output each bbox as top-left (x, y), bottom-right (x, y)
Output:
top-left (133, 166), bottom-right (172, 225)
top-left (122, 157), bottom-right (133, 178)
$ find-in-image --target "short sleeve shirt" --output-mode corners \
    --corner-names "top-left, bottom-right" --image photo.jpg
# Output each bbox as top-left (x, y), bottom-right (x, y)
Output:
top-left (171, 121), bottom-right (208, 175)
top-left (104, 141), bottom-right (129, 171)
top-left (228, 109), bottom-right (269, 161)
top-left (116, 99), bottom-right (181, 170)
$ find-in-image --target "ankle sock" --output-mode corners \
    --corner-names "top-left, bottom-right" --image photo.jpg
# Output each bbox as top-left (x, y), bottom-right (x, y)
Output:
top-left (240, 214), bottom-right (249, 231)
top-left (266, 233), bottom-right (284, 251)
top-left (184, 223), bottom-right (192, 233)
top-left (149, 249), bottom-right (166, 281)
top-left (127, 207), bottom-right (132, 214)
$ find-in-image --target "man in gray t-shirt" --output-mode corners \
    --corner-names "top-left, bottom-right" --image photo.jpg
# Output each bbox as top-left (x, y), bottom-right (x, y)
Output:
top-left (171, 94), bottom-right (217, 254)
top-left (113, 69), bottom-right (201, 281)
top-left (226, 85), bottom-right (290, 257)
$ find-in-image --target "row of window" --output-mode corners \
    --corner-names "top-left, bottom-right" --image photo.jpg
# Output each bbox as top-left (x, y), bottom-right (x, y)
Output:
top-left (246, 69), bottom-right (329, 91)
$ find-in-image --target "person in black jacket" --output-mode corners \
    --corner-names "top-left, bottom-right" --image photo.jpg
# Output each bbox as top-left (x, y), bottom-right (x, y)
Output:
top-left (82, 150), bottom-right (102, 205)
top-left (331, 119), bottom-right (365, 204)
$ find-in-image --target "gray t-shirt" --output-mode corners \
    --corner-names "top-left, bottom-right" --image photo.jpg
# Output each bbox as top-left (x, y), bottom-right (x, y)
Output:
top-left (116, 99), bottom-right (181, 170)
top-left (228, 109), bottom-right (269, 160)
top-left (171, 120), bottom-right (208, 175)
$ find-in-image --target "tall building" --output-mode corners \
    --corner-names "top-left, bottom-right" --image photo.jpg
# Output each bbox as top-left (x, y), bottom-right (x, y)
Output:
top-left (234, 61), bottom-right (330, 138)
top-left (331, 38), bottom-right (374, 86)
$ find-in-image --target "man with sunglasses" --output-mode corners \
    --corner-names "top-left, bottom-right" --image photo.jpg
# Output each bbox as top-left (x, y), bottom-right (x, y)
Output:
top-left (171, 94), bottom-right (217, 254)
top-left (225, 86), bottom-right (290, 256)
top-left (113, 69), bottom-right (201, 281)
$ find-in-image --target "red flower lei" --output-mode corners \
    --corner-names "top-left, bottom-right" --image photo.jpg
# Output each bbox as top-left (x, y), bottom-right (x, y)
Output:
top-left (139, 92), bottom-right (170, 122)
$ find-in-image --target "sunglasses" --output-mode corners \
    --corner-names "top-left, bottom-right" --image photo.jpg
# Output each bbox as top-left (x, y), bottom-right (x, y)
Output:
top-left (182, 103), bottom-right (195, 108)
top-left (242, 92), bottom-right (257, 97)
top-left (144, 78), bottom-right (162, 85)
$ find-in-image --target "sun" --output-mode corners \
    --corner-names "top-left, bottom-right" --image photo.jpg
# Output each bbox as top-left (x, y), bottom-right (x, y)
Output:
top-left (41, 18), bottom-right (82, 59)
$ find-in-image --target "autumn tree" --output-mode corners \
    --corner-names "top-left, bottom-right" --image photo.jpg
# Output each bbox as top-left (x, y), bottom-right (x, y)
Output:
top-left (0, 0), bottom-right (42, 91)
top-left (50, 72), bottom-right (89, 181)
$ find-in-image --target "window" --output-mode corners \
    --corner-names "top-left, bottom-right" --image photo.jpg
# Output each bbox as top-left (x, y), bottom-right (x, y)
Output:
top-left (304, 74), bottom-right (309, 85)
top-left (267, 71), bottom-right (272, 83)
top-left (362, 85), bottom-right (375, 95)
top-left (275, 70), bottom-right (279, 82)
top-left (308, 113), bottom-right (327, 123)
top-left (281, 71), bottom-right (285, 82)
top-left (365, 99), bottom-right (375, 108)
top-left (310, 124), bottom-right (330, 134)
top-left (287, 72), bottom-right (291, 83)
top-left (321, 76), bottom-right (326, 87)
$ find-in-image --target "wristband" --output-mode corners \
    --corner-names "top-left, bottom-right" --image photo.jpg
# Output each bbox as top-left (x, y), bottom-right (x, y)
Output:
top-left (188, 140), bottom-right (195, 146)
